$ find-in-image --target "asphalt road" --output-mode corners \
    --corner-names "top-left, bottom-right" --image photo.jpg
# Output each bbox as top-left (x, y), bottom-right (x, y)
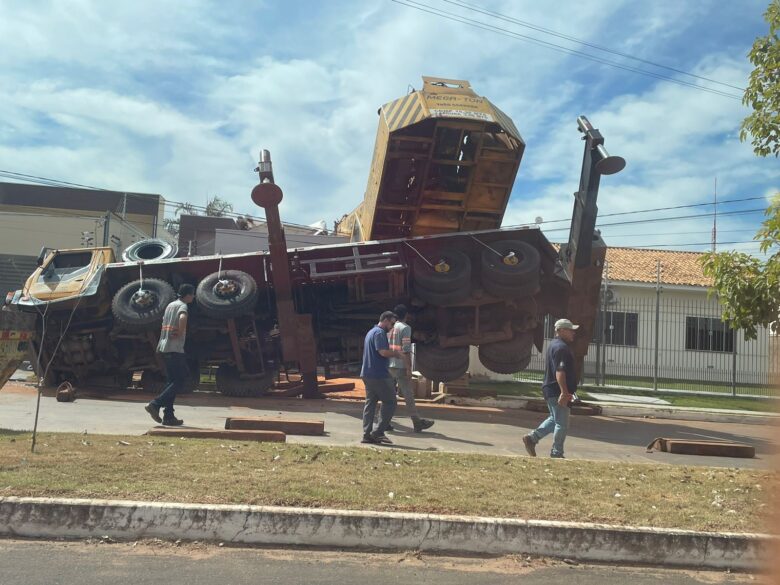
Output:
top-left (0, 540), bottom-right (762, 585)
top-left (1, 383), bottom-right (776, 469)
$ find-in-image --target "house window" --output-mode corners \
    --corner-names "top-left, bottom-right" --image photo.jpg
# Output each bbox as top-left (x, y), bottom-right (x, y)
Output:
top-left (604, 311), bottom-right (638, 346)
top-left (685, 316), bottom-right (734, 352)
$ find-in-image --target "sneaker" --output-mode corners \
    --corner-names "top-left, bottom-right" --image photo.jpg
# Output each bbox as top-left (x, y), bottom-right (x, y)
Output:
top-left (162, 416), bottom-right (184, 426)
top-left (361, 435), bottom-right (379, 444)
top-left (413, 418), bottom-right (434, 433)
top-left (144, 403), bottom-right (162, 424)
top-left (522, 434), bottom-right (537, 457)
top-left (372, 434), bottom-right (393, 445)
top-left (550, 453), bottom-right (565, 459)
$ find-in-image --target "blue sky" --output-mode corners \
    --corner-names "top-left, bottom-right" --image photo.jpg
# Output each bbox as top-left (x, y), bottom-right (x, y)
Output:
top-left (0, 0), bottom-right (777, 254)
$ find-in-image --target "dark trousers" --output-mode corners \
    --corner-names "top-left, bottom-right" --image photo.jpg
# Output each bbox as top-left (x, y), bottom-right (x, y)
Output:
top-left (150, 352), bottom-right (188, 418)
top-left (362, 377), bottom-right (397, 438)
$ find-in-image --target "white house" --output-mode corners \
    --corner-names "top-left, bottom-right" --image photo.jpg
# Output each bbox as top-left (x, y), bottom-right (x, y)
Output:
top-left (470, 247), bottom-right (774, 393)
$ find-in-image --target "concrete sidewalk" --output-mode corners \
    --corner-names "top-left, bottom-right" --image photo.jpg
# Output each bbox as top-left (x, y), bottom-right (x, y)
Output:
top-left (448, 394), bottom-right (780, 426)
top-left (0, 497), bottom-right (772, 570)
top-left (1, 382), bottom-right (776, 469)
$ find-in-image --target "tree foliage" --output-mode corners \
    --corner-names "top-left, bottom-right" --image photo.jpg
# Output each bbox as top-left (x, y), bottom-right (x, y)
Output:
top-left (163, 197), bottom-right (233, 236)
top-left (701, 196), bottom-right (780, 339)
top-left (740, 0), bottom-right (780, 157)
top-left (702, 2), bottom-right (780, 340)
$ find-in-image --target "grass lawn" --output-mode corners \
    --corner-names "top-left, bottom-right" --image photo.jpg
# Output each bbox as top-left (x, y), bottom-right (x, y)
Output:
top-left (471, 380), bottom-right (778, 413)
top-left (0, 430), bottom-right (775, 534)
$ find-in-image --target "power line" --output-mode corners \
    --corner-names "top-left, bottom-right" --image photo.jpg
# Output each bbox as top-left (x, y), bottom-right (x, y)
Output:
top-left (504, 195), bottom-right (769, 229)
top-left (391, 0), bottom-right (742, 100)
top-left (0, 169), bottom-right (326, 231)
top-left (440, 0), bottom-right (745, 92)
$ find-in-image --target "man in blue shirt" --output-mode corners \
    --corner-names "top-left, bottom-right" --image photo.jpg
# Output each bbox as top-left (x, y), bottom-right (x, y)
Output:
top-left (522, 318), bottom-right (579, 458)
top-left (361, 311), bottom-right (403, 445)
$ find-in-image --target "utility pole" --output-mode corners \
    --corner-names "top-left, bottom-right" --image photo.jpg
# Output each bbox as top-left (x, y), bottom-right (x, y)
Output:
top-left (102, 211), bottom-right (111, 247)
top-left (653, 259), bottom-right (661, 392)
top-left (711, 177), bottom-right (717, 252)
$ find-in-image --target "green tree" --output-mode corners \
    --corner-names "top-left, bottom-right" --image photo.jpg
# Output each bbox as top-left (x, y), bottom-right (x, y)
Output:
top-left (701, 1), bottom-right (780, 339)
top-left (740, 0), bottom-right (780, 157)
top-left (163, 197), bottom-right (233, 236)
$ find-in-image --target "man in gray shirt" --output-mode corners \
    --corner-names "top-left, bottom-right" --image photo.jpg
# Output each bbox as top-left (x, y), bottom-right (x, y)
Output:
top-left (145, 283), bottom-right (195, 426)
top-left (388, 304), bottom-right (434, 433)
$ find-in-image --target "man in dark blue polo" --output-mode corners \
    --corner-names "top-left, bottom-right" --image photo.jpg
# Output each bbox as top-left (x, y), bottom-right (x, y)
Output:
top-left (360, 311), bottom-right (403, 445)
top-left (522, 318), bottom-right (579, 458)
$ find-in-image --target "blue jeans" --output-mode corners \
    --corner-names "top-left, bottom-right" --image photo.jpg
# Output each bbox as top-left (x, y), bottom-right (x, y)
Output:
top-left (362, 377), bottom-right (397, 437)
top-left (150, 352), bottom-right (188, 418)
top-left (530, 397), bottom-right (570, 457)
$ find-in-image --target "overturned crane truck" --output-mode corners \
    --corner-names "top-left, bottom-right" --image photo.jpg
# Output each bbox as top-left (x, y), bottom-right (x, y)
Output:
top-left (0, 79), bottom-right (623, 396)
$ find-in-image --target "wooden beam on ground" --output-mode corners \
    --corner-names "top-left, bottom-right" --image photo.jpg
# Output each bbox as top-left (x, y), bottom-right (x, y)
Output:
top-left (225, 417), bottom-right (325, 436)
top-left (646, 437), bottom-right (755, 458)
top-left (147, 428), bottom-right (286, 442)
top-left (317, 381), bottom-right (355, 393)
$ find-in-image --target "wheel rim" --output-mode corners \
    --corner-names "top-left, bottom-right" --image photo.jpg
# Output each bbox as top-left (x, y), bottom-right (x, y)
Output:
top-left (214, 279), bottom-right (240, 299)
top-left (131, 289), bottom-right (156, 309)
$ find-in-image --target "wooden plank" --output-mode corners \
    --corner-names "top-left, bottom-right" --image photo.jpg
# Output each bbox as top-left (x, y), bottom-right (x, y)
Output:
top-left (147, 428), bottom-right (286, 442)
top-left (647, 438), bottom-right (755, 458)
top-left (225, 417), bottom-right (325, 436)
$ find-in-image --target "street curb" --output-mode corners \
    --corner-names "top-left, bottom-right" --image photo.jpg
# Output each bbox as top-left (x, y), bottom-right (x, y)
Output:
top-left (448, 396), bottom-right (780, 425)
top-left (0, 497), bottom-right (772, 570)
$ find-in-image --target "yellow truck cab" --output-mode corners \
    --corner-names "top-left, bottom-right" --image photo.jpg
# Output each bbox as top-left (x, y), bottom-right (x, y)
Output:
top-left (7, 247), bottom-right (115, 312)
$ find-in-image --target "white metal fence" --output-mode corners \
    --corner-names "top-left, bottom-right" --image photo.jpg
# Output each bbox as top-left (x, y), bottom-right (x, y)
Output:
top-left (520, 295), bottom-right (778, 398)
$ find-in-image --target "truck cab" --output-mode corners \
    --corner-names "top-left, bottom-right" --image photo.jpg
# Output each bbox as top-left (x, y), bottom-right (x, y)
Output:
top-left (5, 247), bottom-right (114, 313)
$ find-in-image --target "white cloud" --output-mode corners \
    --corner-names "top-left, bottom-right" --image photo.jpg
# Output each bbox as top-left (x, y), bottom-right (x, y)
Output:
top-left (0, 0), bottom-right (775, 255)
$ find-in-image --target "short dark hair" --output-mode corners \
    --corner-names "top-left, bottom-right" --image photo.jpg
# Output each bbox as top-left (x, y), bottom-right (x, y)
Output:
top-left (393, 304), bottom-right (408, 319)
top-left (379, 310), bottom-right (397, 322)
top-left (178, 283), bottom-right (195, 298)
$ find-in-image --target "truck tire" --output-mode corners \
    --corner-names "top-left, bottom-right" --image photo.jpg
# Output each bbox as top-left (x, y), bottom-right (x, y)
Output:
top-left (216, 365), bottom-right (273, 398)
top-left (415, 344), bottom-right (469, 372)
top-left (196, 270), bottom-right (258, 318)
top-left (122, 238), bottom-right (178, 262)
top-left (140, 370), bottom-right (166, 395)
top-left (112, 278), bottom-right (176, 331)
top-left (413, 247), bottom-right (471, 292)
top-left (413, 281), bottom-right (471, 306)
top-left (477, 353), bottom-right (531, 375)
top-left (482, 278), bottom-right (540, 300)
top-left (480, 240), bottom-right (540, 287)
top-left (416, 359), bottom-right (469, 383)
top-left (479, 331), bottom-right (534, 363)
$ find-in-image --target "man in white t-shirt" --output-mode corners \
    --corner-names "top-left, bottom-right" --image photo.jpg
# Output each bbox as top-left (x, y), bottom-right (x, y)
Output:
top-left (145, 283), bottom-right (195, 426)
top-left (387, 304), bottom-right (434, 433)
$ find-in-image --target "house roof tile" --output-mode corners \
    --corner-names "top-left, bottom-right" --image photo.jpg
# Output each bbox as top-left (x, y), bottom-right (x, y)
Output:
top-left (604, 247), bottom-right (712, 287)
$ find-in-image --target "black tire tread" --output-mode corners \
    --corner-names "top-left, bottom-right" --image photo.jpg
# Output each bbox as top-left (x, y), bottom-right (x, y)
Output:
top-left (416, 359), bottom-right (469, 383)
top-left (415, 344), bottom-right (469, 372)
top-left (413, 248), bottom-right (471, 292)
top-left (477, 352), bottom-right (531, 375)
top-left (112, 278), bottom-right (175, 331)
top-left (479, 332), bottom-right (534, 363)
top-left (480, 240), bottom-right (540, 287)
top-left (216, 365), bottom-right (273, 397)
top-left (196, 270), bottom-right (258, 319)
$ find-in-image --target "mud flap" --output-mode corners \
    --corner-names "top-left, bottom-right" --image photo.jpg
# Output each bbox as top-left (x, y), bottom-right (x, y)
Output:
top-left (0, 309), bottom-right (37, 390)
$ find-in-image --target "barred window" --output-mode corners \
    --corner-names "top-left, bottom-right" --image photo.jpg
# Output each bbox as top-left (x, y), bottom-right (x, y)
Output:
top-left (685, 316), bottom-right (734, 352)
top-left (603, 311), bottom-right (638, 347)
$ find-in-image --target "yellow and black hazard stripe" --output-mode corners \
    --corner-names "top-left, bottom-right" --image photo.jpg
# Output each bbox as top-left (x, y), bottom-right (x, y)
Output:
top-left (381, 93), bottom-right (426, 133)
